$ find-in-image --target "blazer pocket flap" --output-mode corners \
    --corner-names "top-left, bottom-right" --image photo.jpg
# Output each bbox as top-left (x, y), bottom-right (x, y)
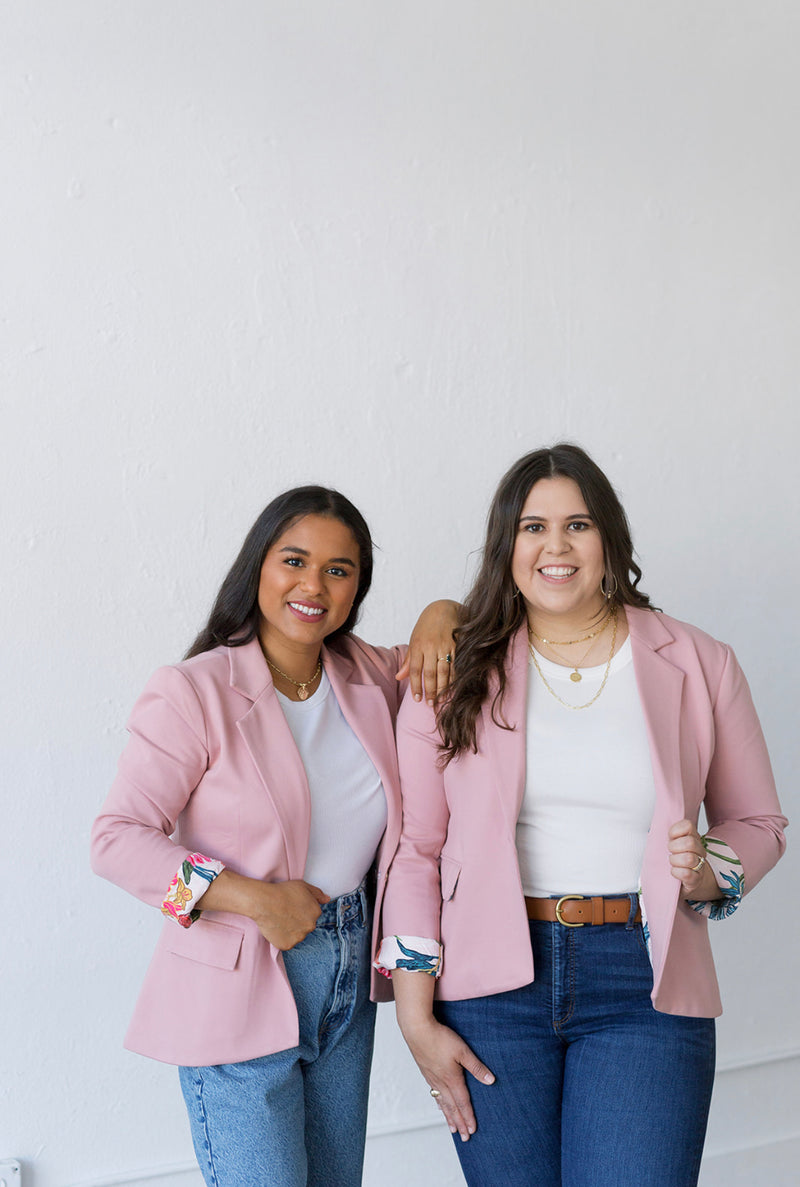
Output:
top-left (440, 854), bottom-right (461, 902)
top-left (165, 917), bottom-right (245, 971)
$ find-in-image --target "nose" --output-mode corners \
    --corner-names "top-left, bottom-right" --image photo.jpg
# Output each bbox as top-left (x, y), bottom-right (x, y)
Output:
top-left (544, 529), bottom-right (571, 556)
top-left (298, 566), bottom-right (323, 594)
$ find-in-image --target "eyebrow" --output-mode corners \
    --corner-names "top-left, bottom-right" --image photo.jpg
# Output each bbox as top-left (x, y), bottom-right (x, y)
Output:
top-left (519, 513), bottom-right (594, 523)
top-left (278, 545), bottom-right (357, 566)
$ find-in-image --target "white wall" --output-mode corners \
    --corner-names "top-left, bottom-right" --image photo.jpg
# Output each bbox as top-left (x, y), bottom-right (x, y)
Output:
top-left (2, 3), bottom-right (797, 1184)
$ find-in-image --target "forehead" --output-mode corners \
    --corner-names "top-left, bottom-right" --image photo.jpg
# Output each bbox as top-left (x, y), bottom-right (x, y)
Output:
top-left (519, 476), bottom-right (589, 517)
top-left (269, 513), bottom-right (359, 557)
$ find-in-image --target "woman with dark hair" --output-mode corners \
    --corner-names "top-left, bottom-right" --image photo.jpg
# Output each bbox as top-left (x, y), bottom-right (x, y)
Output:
top-left (378, 445), bottom-right (786, 1187)
top-left (91, 486), bottom-right (459, 1187)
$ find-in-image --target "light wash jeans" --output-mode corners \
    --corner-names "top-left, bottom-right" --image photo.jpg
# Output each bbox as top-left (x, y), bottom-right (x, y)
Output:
top-left (179, 882), bottom-right (375, 1187)
top-left (435, 904), bottom-right (716, 1187)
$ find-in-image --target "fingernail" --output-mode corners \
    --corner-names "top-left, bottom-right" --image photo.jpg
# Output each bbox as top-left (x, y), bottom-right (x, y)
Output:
top-left (414, 693), bottom-right (421, 702)
top-left (483, 1073), bottom-right (495, 1084)
top-left (460, 1133), bottom-right (470, 1143)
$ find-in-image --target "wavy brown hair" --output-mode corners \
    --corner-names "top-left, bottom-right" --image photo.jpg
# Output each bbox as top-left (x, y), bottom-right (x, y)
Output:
top-left (438, 443), bottom-right (654, 762)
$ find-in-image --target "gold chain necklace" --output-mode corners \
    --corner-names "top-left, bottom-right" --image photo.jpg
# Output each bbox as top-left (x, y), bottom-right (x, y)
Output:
top-left (538, 615), bottom-right (611, 683)
top-left (265, 656), bottom-right (322, 701)
top-left (529, 610), bottom-right (612, 648)
top-left (528, 607), bottom-right (618, 710)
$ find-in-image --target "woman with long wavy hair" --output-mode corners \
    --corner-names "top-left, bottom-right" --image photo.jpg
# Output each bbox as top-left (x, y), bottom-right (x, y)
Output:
top-left (378, 444), bottom-right (786, 1187)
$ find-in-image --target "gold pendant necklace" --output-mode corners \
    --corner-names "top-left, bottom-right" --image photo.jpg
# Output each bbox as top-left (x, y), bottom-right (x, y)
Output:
top-left (544, 615), bottom-right (611, 683)
top-left (265, 656), bottom-right (322, 700)
top-left (528, 607), bottom-right (618, 710)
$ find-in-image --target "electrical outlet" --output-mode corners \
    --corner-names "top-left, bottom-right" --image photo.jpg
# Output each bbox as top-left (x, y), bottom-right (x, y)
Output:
top-left (0, 1160), bottom-right (21, 1187)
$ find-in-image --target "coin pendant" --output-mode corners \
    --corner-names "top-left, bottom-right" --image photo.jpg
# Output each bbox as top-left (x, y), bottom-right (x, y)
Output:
top-left (570, 671), bottom-right (582, 683)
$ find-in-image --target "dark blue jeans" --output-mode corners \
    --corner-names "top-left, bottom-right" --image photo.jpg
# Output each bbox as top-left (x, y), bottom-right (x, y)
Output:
top-left (434, 915), bottom-right (715, 1187)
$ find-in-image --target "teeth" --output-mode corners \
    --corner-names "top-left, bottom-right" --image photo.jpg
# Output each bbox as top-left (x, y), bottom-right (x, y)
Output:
top-left (540, 567), bottom-right (576, 577)
top-left (289, 603), bottom-right (325, 617)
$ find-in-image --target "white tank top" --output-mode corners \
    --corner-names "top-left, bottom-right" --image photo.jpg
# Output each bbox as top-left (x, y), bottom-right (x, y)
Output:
top-left (276, 668), bottom-right (388, 898)
top-left (516, 636), bottom-right (657, 897)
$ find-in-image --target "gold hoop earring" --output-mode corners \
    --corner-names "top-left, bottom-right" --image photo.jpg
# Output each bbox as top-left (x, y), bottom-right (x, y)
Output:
top-left (601, 574), bottom-right (619, 601)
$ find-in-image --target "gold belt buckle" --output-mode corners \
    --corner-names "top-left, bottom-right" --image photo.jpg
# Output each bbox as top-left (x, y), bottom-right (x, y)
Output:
top-left (555, 894), bottom-right (585, 927)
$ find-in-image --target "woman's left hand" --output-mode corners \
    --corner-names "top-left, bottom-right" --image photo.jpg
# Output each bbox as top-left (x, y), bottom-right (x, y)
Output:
top-left (398, 599), bottom-right (461, 704)
top-left (668, 819), bottom-right (723, 901)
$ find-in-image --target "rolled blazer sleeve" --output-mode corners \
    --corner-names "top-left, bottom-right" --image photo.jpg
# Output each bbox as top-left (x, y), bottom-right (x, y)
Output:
top-left (381, 690), bottom-right (449, 943)
top-left (90, 665), bottom-right (211, 907)
top-left (702, 644), bottom-right (787, 893)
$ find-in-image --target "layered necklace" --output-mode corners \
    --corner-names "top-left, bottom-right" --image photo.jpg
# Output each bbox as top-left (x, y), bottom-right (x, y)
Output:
top-left (527, 606), bottom-right (618, 710)
top-left (265, 655), bottom-right (322, 701)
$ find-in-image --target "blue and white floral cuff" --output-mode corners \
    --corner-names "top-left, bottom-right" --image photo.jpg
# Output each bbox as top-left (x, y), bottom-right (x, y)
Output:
top-left (686, 835), bottom-right (745, 921)
top-left (375, 935), bottom-right (442, 978)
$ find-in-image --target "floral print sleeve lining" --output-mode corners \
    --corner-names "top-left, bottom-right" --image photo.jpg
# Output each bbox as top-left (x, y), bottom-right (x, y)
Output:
top-left (374, 935), bottom-right (442, 979)
top-left (161, 853), bottom-right (225, 928)
top-left (686, 835), bottom-right (745, 921)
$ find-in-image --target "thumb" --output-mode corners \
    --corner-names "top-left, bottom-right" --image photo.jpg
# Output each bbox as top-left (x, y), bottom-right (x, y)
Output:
top-left (395, 655), bottom-right (410, 681)
top-left (306, 882), bottom-right (331, 904)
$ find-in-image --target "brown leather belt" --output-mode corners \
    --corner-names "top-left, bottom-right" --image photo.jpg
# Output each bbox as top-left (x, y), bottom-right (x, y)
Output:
top-left (525, 894), bottom-right (641, 928)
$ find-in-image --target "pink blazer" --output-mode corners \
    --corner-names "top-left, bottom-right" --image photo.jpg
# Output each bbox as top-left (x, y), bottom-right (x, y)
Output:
top-left (381, 607), bottom-right (786, 1018)
top-left (91, 635), bottom-right (402, 1066)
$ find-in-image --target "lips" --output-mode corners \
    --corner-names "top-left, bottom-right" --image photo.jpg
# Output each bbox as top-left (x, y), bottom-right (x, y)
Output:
top-left (287, 601), bottom-right (327, 619)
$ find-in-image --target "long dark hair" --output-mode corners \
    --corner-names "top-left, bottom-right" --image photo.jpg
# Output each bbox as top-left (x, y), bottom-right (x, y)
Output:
top-left (438, 443), bottom-right (654, 762)
top-left (185, 486), bottom-right (374, 659)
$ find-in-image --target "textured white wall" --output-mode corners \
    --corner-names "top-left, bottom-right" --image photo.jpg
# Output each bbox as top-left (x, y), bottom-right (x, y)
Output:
top-left (2, 3), bottom-right (797, 1184)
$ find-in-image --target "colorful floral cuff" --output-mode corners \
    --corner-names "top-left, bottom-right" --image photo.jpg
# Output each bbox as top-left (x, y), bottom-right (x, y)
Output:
top-left (374, 935), bottom-right (442, 979)
top-left (161, 853), bottom-right (225, 928)
top-left (687, 835), bottom-right (745, 921)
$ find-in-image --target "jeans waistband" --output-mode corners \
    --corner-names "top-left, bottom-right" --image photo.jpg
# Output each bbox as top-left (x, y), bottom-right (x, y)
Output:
top-left (314, 878), bottom-right (370, 930)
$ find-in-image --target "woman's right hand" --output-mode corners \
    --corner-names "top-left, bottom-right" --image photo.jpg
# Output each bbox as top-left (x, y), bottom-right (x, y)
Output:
top-left (199, 870), bottom-right (330, 949)
top-left (401, 1015), bottom-right (495, 1142)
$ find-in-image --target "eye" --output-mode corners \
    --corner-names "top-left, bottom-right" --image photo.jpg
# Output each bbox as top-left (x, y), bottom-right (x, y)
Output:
top-left (326, 566), bottom-right (350, 578)
top-left (568, 521), bottom-right (591, 532)
top-left (284, 556), bottom-right (303, 567)
top-left (521, 522), bottom-right (544, 533)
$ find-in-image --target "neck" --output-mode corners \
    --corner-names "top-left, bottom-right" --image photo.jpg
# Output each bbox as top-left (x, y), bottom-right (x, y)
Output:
top-left (258, 636), bottom-right (322, 684)
top-left (527, 599), bottom-right (610, 641)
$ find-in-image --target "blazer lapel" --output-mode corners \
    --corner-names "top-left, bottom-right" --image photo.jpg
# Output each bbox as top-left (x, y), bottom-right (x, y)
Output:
top-left (323, 645), bottom-right (402, 862)
top-left (484, 623), bottom-right (529, 831)
top-left (229, 640), bottom-right (311, 879)
top-left (627, 607), bottom-right (686, 826)
top-left (626, 607), bottom-right (686, 973)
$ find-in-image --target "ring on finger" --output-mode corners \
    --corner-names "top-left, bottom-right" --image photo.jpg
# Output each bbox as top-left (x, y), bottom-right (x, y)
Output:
top-left (430, 1088), bottom-right (442, 1098)
top-left (691, 856), bottom-right (706, 872)
top-left (438, 654), bottom-right (452, 664)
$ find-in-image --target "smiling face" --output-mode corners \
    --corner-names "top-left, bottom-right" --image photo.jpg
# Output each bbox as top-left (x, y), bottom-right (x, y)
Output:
top-left (511, 476), bottom-right (607, 630)
top-left (257, 514), bottom-right (361, 668)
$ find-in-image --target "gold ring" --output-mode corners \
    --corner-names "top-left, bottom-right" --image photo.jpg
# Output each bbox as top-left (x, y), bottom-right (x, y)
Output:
top-left (439, 654), bottom-right (452, 664)
top-left (430, 1088), bottom-right (442, 1098)
top-left (691, 856), bottom-right (706, 872)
